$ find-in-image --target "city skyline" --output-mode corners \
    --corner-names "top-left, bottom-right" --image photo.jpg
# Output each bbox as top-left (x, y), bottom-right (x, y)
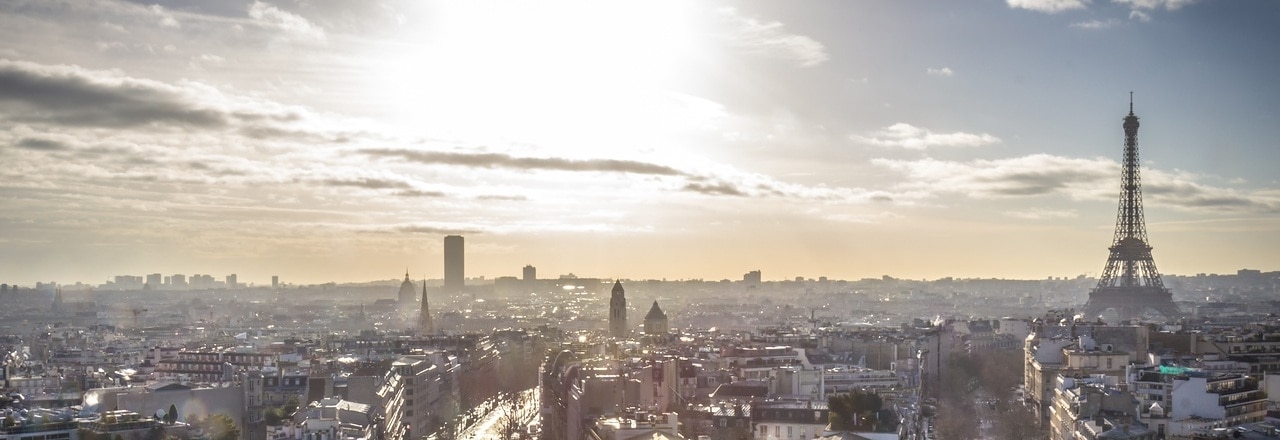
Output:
top-left (2, 0), bottom-right (1279, 285)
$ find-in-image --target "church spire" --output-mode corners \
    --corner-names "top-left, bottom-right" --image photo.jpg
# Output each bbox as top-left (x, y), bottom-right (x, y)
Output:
top-left (418, 277), bottom-right (434, 336)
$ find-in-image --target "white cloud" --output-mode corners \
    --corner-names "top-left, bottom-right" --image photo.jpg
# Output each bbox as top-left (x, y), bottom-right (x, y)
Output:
top-left (1071, 19), bottom-right (1120, 29)
top-left (1113, 0), bottom-right (1197, 10)
top-left (1005, 208), bottom-right (1079, 220)
top-left (1129, 10), bottom-right (1152, 21)
top-left (149, 4), bottom-right (180, 28)
top-left (852, 123), bottom-right (1000, 150)
top-left (716, 7), bottom-right (829, 67)
top-left (249, 1), bottom-right (326, 42)
top-left (927, 67), bottom-right (954, 77)
top-left (1007, 0), bottom-right (1091, 13)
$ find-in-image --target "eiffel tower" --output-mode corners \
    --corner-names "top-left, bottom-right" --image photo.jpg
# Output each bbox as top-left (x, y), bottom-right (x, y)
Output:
top-left (1082, 94), bottom-right (1182, 320)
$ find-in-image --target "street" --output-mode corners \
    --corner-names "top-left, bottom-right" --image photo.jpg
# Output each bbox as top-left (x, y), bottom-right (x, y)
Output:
top-left (456, 388), bottom-right (540, 440)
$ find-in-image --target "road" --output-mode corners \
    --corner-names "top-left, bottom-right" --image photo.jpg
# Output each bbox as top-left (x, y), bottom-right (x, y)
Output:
top-left (457, 388), bottom-right (539, 440)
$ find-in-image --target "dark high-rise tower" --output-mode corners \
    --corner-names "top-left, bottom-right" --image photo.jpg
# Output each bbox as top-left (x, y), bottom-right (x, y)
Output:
top-left (443, 235), bottom-right (464, 293)
top-left (609, 280), bottom-right (627, 338)
top-left (1083, 95), bottom-right (1181, 320)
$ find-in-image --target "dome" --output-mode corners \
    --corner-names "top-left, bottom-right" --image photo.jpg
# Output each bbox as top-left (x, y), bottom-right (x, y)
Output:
top-left (397, 272), bottom-right (416, 304)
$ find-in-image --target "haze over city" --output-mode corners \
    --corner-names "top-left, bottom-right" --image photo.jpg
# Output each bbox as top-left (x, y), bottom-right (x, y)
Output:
top-left (2, 0), bottom-right (1278, 286)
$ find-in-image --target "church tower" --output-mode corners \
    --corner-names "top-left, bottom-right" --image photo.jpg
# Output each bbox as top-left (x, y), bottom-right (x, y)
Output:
top-left (609, 280), bottom-right (627, 338)
top-left (644, 300), bottom-right (668, 336)
top-left (418, 278), bottom-right (434, 336)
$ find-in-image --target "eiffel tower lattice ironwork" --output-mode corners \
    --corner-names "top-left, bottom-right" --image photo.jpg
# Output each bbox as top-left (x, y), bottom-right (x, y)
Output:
top-left (1082, 94), bottom-right (1181, 320)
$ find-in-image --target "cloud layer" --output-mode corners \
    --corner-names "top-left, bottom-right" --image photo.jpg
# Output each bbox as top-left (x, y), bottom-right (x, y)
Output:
top-left (872, 154), bottom-right (1279, 213)
top-left (853, 123), bottom-right (1001, 150)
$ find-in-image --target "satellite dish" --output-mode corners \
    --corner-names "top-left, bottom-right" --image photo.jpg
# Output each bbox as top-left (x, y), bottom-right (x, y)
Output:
top-left (155, 409), bottom-right (166, 418)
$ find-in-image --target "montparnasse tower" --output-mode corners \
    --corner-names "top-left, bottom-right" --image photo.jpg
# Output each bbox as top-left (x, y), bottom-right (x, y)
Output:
top-left (609, 280), bottom-right (627, 338)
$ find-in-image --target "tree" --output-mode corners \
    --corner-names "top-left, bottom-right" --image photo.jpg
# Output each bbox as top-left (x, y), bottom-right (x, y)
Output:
top-left (264, 407), bottom-right (286, 426)
top-left (432, 419), bottom-right (458, 440)
top-left (165, 404), bottom-right (178, 425)
top-left (282, 397), bottom-right (299, 416)
top-left (935, 400), bottom-right (980, 440)
top-left (495, 391), bottom-right (534, 439)
top-left (828, 391), bottom-right (884, 432)
top-left (207, 414), bottom-right (241, 440)
top-left (994, 405), bottom-right (1045, 440)
top-left (190, 414), bottom-right (240, 440)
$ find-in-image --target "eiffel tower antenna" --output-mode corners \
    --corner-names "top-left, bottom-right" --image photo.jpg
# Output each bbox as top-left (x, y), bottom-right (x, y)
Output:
top-left (1083, 94), bottom-right (1181, 321)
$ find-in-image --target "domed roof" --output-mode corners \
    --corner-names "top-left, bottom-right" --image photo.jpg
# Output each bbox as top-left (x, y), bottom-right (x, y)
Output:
top-left (645, 300), bottom-right (666, 320)
top-left (397, 272), bottom-right (416, 299)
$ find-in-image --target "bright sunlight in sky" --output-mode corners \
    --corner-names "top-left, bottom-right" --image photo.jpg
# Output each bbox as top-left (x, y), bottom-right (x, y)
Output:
top-left (0, 0), bottom-right (1277, 285)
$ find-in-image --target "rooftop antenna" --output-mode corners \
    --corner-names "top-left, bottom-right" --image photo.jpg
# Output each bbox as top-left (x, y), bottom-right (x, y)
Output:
top-left (1129, 91), bottom-right (1133, 113)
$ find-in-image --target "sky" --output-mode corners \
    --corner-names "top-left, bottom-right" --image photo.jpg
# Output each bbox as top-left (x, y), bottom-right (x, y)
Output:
top-left (1, 0), bottom-right (1278, 286)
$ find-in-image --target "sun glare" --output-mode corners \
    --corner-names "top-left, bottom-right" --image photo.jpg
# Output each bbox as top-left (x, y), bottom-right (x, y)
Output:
top-left (365, 1), bottom-right (704, 157)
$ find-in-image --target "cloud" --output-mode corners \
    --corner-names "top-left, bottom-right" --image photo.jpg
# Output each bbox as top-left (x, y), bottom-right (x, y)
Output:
top-left (873, 154), bottom-right (1115, 198)
top-left (1142, 169), bottom-right (1279, 212)
top-left (682, 181), bottom-right (747, 197)
top-left (396, 189), bottom-right (447, 198)
top-left (873, 154), bottom-right (1280, 213)
top-left (1007, 0), bottom-right (1090, 13)
top-left (361, 224), bottom-right (484, 236)
top-left (361, 149), bottom-right (684, 176)
top-left (852, 123), bottom-right (1001, 150)
top-left (1005, 208), bottom-right (1079, 220)
top-left (149, 4), bottom-right (180, 28)
top-left (1113, 0), bottom-right (1197, 10)
top-left (248, 1), bottom-right (326, 42)
top-left (0, 59), bottom-right (228, 128)
top-left (927, 67), bottom-right (954, 77)
top-left (15, 137), bottom-right (70, 151)
top-left (476, 195), bottom-right (528, 201)
top-left (0, 59), bottom-right (320, 137)
top-left (319, 177), bottom-right (412, 190)
top-left (1071, 19), bottom-right (1120, 29)
top-left (716, 8), bottom-right (828, 67)
top-left (1129, 10), bottom-right (1152, 21)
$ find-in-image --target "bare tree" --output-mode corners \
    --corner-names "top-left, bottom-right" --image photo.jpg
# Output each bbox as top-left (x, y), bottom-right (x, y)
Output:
top-left (935, 400), bottom-right (980, 440)
top-left (431, 419), bottom-right (457, 440)
top-left (496, 391), bottom-right (535, 439)
top-left (994, 404), bottom-right (1046, 440)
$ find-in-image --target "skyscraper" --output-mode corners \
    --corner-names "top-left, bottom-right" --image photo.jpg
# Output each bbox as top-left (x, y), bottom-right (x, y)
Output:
top-left (523, 265), bottom-right (536, 291)
top-left (609, 280), bottom-right (627, 338)
top-left (444, 235), bottom-right (464, 293)
top-left (1082, 95), bottom-right (1181, 320)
